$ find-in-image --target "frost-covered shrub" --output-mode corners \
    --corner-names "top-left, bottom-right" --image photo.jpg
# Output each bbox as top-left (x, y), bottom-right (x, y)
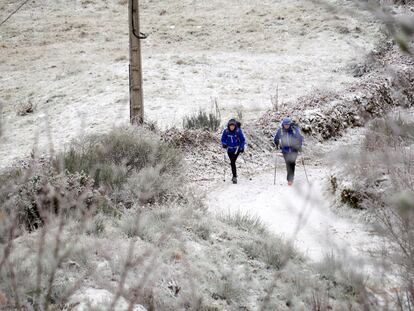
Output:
top-left (124, 166), bottom-right (174, 204)
top-left (56, 126), bottom-right (184, 204)
top-left (0, 220), bottom-right (97, 310)
top-left (92, 163), bottom-right (129, 192)
top-left (191, 219), bottom-right (211, 240)
top-left (315, 253), bottom-right (369, 301)
top-left (57, 127), bottom-right (182, 186)
top-left (0, 166), bottom-right (97, 232)
top-left (0, 126), bottom-right (184, 233)
top-left (364, 114), bottom-right (414, 151)
top-left (376, 192), bottom-right (414, 306)
top-left (219, 211), bottom-right (267, 235)
top-left (86, 213), bottom-right (106, 236)
top-left (242, 235), bottom-right (297, 269)
top-left (0, 189), bottom-right (375, 310)
top-left (213, 271), bottom-right (242, 304)
top-left (119, 208), bottom-right (146, 239)
top-left (0, 165), bottom-right (170, 309)
top-left (183, 110), bottom-right (220, 132)
top-left (337, 114), bottom-right (414, 209)
top-left (16, 101), bottom-right (35, 116)
top-left (119, 206), bottom-right (174, 241)
top-left (335, 113), bottom-right (414, 306)
top-left (340, 188), bottom-right (366, 209)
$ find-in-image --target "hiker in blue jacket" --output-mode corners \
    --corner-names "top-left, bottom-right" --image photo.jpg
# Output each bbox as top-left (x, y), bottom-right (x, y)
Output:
top-left (221, 119), bottom-right (246, 184)
top-left (274, 117), bottom-right (303, 186)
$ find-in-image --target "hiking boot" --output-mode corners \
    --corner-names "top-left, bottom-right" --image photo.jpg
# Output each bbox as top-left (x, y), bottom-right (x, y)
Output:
top-left (288, 181), bottom-right (293, 186)
top-left (232, 177), bottom-right (237, 184)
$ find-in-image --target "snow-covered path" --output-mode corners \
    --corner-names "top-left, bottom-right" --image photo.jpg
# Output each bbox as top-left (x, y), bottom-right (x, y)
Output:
top-left (207, 161), bottom-right (380, 270)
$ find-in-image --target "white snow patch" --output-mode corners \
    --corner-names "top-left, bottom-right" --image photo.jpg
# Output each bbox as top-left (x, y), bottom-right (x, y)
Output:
top-left (67, 288), bottom-right (146, 311)
top-left (207, 162), bottom-right (382, 274)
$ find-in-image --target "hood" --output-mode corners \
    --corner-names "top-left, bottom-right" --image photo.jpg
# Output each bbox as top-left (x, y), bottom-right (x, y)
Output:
top-left (282, 117), bottom-right (292, 125)
top-left (281, 117), bottom-right (292, 127)
top-left (227, 119), bottom-right (237, 129)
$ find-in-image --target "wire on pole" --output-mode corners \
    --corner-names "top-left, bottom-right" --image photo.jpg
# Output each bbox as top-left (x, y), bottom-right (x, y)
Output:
top-left (131, 0), bottom-right (147, 39)
top-left (0, 0), bottom-right (31, 27)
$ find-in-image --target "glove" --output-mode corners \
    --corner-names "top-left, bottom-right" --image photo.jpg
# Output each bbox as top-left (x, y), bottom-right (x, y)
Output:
top-left (222, 144), bottom-right (227, 149)
top-left (275, 144), bottom-right (279, 150)
top-left (239, 149), bottom-right (244, 154)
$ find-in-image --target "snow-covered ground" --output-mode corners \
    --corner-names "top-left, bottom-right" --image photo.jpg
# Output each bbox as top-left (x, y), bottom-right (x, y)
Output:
top-left (0, 0), bottom-right (397, 274)
top-left (0, 0), bottom-right (384, 169)
top-left (1, 0), bottom-right (410, 306)
top-left (208, 164), bottom-right (381, 267)
top-left (206, 124), bottom-right (396, 294)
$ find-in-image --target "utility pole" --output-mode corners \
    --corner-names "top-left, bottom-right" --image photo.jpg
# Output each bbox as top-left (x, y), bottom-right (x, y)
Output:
top-left (129, 0), bottom-right (145, 124)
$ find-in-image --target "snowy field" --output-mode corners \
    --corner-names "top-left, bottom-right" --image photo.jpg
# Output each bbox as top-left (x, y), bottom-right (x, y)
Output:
top-left (2, 1), bottom-right (412, 308)
top-left (0, 0), bottom-right (384, 169)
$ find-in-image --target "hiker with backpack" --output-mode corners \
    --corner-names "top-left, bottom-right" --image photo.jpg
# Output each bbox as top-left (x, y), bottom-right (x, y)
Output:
top-left (274, 117), bottom-right (303, 186)
top-left (221, 119), bottom-right (245, 184)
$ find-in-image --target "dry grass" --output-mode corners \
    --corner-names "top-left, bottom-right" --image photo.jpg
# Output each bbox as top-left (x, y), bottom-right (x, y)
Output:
top-left (0, 124), bottom-right (373, 310)
top-left (334, 112), bottom-right (414, 309)
top-left (183, 110), bottom-right (221, 132)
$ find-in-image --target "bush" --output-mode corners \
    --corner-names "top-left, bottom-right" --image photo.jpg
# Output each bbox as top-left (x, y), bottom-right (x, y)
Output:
top-left (339, 114), bottom-right (414, 194)
top-left (0, 127), bottom-right (184, 232)
top-left (0, 167), bottom-right (97, 232)
top-left (56, 127), bottom-right (182, 181)
top-left (340, 188), bottom-right (366, 209)
top-left (0, 126), bottom-right (187, 310)
top-left (57, 127), bottom-right (183, 202)
top-left (219, 211), bottom-right (267, 235)
top-left (119, 208), bottom-right (148, 239)
top-left (337, 112), bottom-right (414, 307)
top-left (183, 110), bottom-right (220, 132)
top-left (242, 235), bottom-right (297, 269)
top-left (377, 192), bottom-right (414, 307)
top-left (364, 115), bottom-right (414, 151)
top-left (16, 101), bottom-right (34, 116)
top-left (213, 271), bottom-right (242, 304)
top-left (315, 253), bottom-right (369, 300)
top-left (124, 165), bottom-right (175, 204)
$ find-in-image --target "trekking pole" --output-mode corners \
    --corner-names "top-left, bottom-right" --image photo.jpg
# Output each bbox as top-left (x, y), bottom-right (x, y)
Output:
top-left (273, 153), bottom-right (278, 185)
top-left (223, 153), bottom-right (227, 182)
top-left (241, 153), bottom-right (252, 181)
top-left (301, 154), bottom-right (309, 184)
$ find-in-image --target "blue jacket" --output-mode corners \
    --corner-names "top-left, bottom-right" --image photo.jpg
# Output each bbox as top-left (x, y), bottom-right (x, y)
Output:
top-left (274, 125), bottom-right (303, 154)
top-left (221, 126), bottom-right (245, 154)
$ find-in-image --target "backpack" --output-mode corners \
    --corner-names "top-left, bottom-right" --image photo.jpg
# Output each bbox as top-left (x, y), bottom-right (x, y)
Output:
top-left (279, 121), bottom-right (302, 150)
top-left (279, 118), bottom-right (299, 132)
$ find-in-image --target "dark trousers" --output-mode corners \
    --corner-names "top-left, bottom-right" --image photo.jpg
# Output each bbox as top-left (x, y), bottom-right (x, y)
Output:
top-left (283, 152), bottom-right (298, 182)
top-left (228, 151), bottom-right (240, 178)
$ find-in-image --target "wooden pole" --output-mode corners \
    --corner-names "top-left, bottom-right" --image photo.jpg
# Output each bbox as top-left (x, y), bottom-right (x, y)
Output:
top-left (129, 0), bottom-right (144, 124)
